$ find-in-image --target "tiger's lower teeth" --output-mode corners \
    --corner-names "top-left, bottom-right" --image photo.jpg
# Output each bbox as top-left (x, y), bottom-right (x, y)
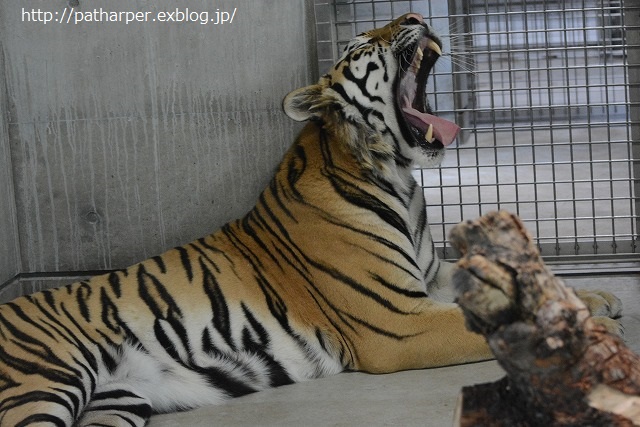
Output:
top-left (425, 124), bottom-right (434, 143)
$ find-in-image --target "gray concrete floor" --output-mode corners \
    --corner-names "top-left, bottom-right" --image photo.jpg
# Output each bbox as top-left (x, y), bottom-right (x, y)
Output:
top-left (149, 275), bottom-right (640, 426)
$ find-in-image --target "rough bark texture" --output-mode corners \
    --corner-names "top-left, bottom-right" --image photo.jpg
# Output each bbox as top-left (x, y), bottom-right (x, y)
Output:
top-left (449, 211), bottom-right (640, 426)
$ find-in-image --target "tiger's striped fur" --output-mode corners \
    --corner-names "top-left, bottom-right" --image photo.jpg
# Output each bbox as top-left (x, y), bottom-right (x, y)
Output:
top-left (1, 14), bottom-right (496, 426)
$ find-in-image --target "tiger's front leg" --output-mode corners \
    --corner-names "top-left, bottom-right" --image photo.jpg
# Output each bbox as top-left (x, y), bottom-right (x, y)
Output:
top-left (348, 298), bottom-right (494, 374)
top-left (346, 268), bottom-right (623, 374)
top-left (426, 260), bottom-right (457, 302)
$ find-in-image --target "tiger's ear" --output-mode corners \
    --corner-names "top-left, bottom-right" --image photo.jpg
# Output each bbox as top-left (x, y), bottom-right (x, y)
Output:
top-left (283, 84), bottom-right (324, 122)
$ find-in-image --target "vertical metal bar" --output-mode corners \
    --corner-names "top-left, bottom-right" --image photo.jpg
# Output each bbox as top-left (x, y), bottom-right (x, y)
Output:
top-left (522, 0), bottom-right (537, 242)
top-left (583, 0), bottom-right (598, 256)
top-left (481, 0), bottom-right (493, 219)
top-left (369, 0), bottom-right (376, 28)
top-left (626, 1), bottom-right (640, 253)
top-left (330, 1), bottom-right (339, 61)
top-left (621, 1), bottom-right (639, 254)
top-left (540, 0), bottom-right (560, 255)
top-left (499, 1), bottom-right (512, 215)
top-left (602, 1), bottom-right (617, 254)
top-left (568, 0), bottom-right (580, 255)
top-left (621, 0), bottom-right (635, 253)
top-left (568, 0), bottom-right (583, 256)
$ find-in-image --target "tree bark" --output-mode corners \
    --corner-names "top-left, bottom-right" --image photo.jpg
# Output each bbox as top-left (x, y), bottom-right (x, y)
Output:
top-left (449, 210), bottom-right (640, 426)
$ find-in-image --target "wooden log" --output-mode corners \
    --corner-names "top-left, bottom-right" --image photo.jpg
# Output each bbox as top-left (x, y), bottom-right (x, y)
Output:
top-left (449, 211), bottom-right (640, 426)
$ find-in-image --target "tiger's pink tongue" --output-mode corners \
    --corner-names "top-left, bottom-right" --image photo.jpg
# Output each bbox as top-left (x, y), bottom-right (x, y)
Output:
top-left (402, 107), bottom-right (460, 146)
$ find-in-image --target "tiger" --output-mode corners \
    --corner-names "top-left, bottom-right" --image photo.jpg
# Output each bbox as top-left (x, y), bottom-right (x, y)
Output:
top-left (0, 13), bottom-right (622, 427)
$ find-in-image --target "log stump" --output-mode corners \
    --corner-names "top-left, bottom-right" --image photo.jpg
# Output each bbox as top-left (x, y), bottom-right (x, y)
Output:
top-left (449, 211), bottom-right (640, 426)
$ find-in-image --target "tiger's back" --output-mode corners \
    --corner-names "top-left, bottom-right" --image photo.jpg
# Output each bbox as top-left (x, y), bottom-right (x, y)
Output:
top-left (0, 129), bottom-right (348, 421)
top-left (0, 123), bottom-right (393, 424)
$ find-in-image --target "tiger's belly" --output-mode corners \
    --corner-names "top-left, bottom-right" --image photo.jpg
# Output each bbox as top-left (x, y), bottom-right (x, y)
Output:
top-left (102, 318), bottom-right (344, 413)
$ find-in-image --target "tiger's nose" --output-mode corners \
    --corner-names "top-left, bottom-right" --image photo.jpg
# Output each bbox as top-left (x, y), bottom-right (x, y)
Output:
top-left (402, 13), bottom-right (424, 25)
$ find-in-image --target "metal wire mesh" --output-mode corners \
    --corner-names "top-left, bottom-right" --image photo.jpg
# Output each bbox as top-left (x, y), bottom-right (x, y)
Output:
top-left (314, 0), bottom-right (639, 262)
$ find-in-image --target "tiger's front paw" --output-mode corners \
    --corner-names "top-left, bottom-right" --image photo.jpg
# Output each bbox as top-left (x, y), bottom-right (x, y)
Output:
top-left (576, 289), bottom-right (623, 336)
top-left (590, 316), bottom-right (625, 336)
top-left (576, 289), bottom-right (622, 318)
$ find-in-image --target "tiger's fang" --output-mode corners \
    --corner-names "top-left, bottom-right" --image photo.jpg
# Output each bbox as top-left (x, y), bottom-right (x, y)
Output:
top-left (426, 39), bottom-right (442, 56)
top-left (425, 124), bottom-right (434, 143)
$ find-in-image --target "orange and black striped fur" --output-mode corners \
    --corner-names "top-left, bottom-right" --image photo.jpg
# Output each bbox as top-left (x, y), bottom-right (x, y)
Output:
top-left (0, 14), bottom-right (622, 426)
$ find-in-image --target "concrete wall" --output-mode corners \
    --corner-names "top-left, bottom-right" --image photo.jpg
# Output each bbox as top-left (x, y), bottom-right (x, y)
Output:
top-left (1, 0), bottom-right (316, 280)
top-left (0, 46), bottom-right (20, 286)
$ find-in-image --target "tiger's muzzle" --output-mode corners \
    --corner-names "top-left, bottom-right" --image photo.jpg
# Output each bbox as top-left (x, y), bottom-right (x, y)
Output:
top-left (394, 15), bottom-right (460, 150)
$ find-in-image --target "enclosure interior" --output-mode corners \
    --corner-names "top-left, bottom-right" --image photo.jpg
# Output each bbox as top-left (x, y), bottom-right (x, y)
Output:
top-left (0, 1), bottom-right (638, 426)
top-left (0, 1), bottom-right (638, 292)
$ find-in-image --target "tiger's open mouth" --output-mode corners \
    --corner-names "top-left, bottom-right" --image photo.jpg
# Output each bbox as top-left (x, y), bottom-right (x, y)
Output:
top-left (396, 35), bottom-right (460, 149)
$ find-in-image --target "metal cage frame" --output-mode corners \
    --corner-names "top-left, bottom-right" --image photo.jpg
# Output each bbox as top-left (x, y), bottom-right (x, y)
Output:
top-left (314, 0), bottom-right (640, 265)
